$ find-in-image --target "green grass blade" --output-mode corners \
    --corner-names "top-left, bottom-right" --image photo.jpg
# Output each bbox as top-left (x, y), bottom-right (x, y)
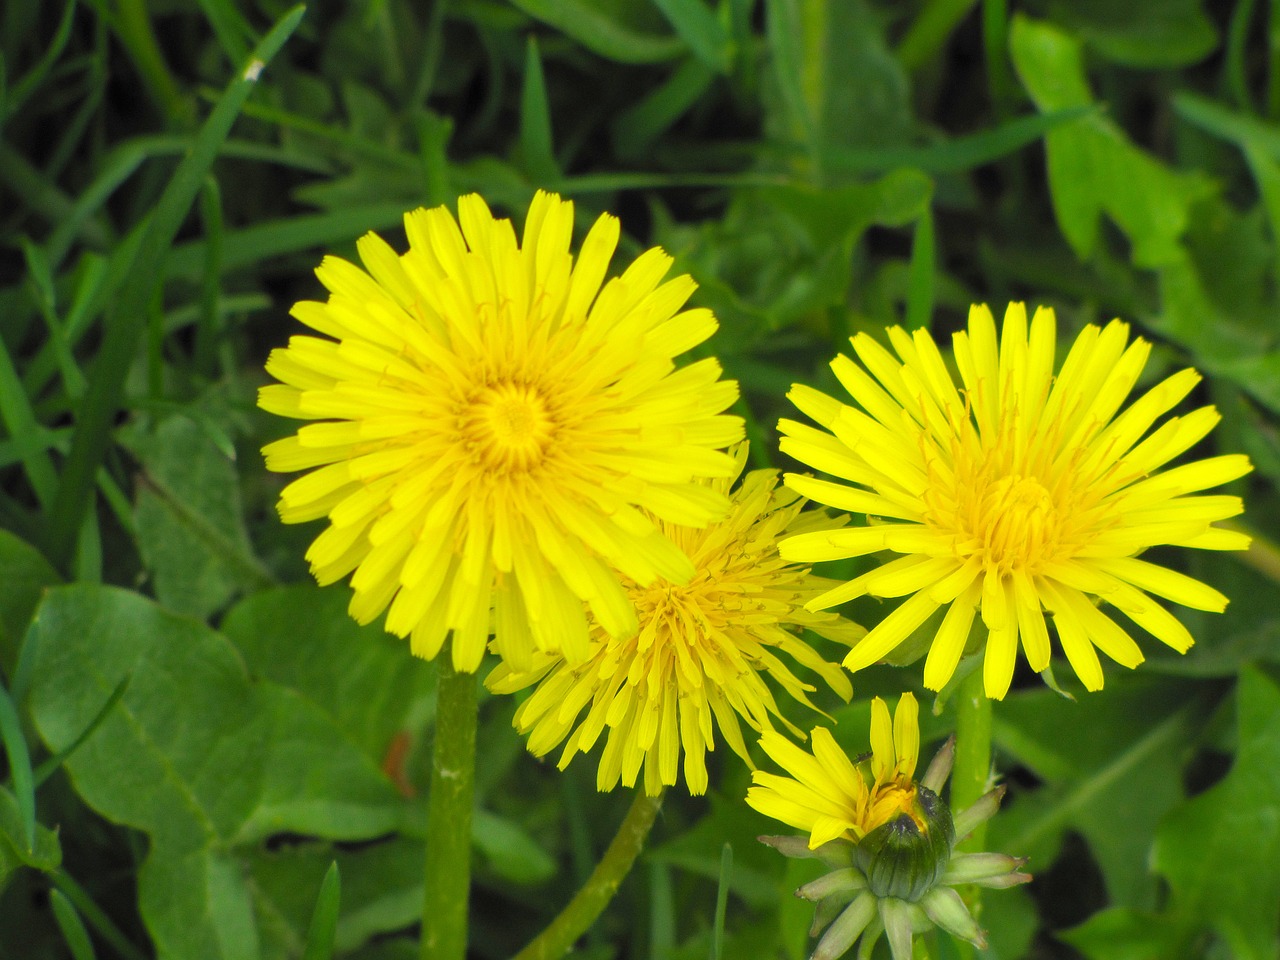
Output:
top-left (164, 203), bottom-right (415, 280)
top-left (50, 890), bottom-right (97, 960)
top-left (32, 673), bottom-right (131, 789)
top-left (906, 205), bottom-right (936, 329)
top-left (653, 0), bottom-right (731, 72)
top-left (897, 0), bottom-right (979, 72)
top-left (614, 58), bottom-right (715, 159)
top-left (44, 4), bottom-right (307, 572)
top-left (2, 0), bottom-right (78, 127)
top-left (0, 329), bottom-right (58, 508)
top-left (649, 863), bottom-right (675, 960)
top-left (520, 36), bottom-right (559, 187)
top-left (824, 106), bottom-right (1095, 173)
top-left (21, 238), bottom-right (86, 399)
top-left (0, 682), bottom-right (36, 851)
top-left (1174, 91), bottom-right (1280, 158)
top-left (195, 0), bottom-right (253, 67)
top-left (302, 861), bottom-right (342, 960)
top-left (510, 0), bottom-right (685, 63)
top-left (710, 842), bottom-right (733, 960)
top-left (53, 870), bottom-right (149, 960)
top-left (195, 176), bottom-right (224, 377)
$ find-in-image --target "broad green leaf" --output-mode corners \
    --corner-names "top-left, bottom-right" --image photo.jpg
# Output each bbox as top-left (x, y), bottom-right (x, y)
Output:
top-left (27, 585), bottom-right (402, 960)
top-left (1046, 0), bottom-right (1218, 68)
top-left (765, 0), bottom-right (910, 161)
top-left (1060, 907), bottom-right (1184, 960)
top-left (1154, 247), bottom-right (1280, 414)
top-left (0, 530), bottom-right (59, 677)
top-left (220, 585), bottom-right (434, 766)
top-left (990, 675), bottom-right (1202, 909)
top-left (125, 414), bottom-right (272, 619)
top-left (760, 169), bottom-right (933, 250)
top-left (1009, 15), bottom-right (1215, 267)
top-left (472, 808), bottom-right (556, 885)
top-left (1153, 666), bottom-right (1280, 959)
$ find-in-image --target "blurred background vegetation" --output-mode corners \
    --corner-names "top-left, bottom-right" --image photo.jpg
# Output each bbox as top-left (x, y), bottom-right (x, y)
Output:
top-left (1, 0), bottom-right (1278, 958)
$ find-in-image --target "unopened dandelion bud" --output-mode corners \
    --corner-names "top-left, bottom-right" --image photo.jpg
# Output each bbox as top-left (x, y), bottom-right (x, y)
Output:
top-left (854, 786), bottom-right (955, 902)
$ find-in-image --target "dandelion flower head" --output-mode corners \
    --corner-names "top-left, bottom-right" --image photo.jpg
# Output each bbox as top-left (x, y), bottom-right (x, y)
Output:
top-left (487, 444), bottom-right (864, 795)
top-left (779, 302), bottom-right (1253, 699)
top-left (747, 692), bottom-right (922, 849)
top-left (259, 191), bottom-right (744, 671)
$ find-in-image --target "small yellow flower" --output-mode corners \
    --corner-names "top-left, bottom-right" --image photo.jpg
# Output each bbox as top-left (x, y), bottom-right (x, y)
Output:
top-left (487, 445), bottom-right (863, 795)
top-left (747, 693), bottom-right (921, 848)
top-left (779, 302), bottom-right (1253, 698)
top-left (259, 191), bottom-right (743, 672)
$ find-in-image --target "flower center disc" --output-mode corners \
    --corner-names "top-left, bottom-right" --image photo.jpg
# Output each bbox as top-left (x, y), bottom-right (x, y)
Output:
top-left (969, 474), bottom-right (1059, 572)
top-left (464, 382), bottom-right (555, 473)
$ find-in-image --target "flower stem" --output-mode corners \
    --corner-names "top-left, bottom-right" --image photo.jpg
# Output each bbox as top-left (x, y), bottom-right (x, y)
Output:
top-left (513, 788), bottom-right (666, 960)
top-left (950, 667), bottom-right (993, 959)
top-left (420, 656), bottom-right (478, 960)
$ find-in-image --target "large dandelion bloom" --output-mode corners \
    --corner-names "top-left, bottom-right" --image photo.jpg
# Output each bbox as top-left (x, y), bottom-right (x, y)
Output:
top-left (259, 191), bottom-right (743, 671)
top-left (487, 445), bottom-right (864, 795)
top-left (779, 302), bottom-right (1253, 699)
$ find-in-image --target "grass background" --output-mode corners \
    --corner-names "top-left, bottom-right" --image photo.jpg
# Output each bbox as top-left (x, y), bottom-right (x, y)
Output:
top-left (2, 0), bottom-right (1279, 958)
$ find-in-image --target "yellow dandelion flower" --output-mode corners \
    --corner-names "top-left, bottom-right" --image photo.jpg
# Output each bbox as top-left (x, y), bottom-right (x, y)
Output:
top-left (259, 191), bottom-right (744, 672)
top-left (486, 444), bottom-right (864, 795)
top-left (779, 302), bottom-right (1253, 699)
top-left (746, 693), bottom-right (921, 849)
top-left (751, 695), bottom-right (1030, 960)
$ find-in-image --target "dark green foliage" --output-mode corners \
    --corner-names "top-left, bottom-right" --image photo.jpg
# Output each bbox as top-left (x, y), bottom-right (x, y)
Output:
top-left (0, 1), bottom-right (1277, 958)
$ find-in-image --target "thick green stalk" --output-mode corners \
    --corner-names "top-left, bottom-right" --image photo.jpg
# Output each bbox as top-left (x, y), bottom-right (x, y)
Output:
top-left (513, 789), bottom-right (666, 960)
top-left (420, 657), bottom-right (478, 960)
top-left (949, 667), bottom-right (993, 960)
top-left (951, 668), bottom-right (994, 852)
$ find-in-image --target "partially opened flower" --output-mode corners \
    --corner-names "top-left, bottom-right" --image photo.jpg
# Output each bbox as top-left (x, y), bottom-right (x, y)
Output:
top-left (779, 302), bottom-right (1253, 699)
top-left (259, 191), bottom-right (743, 671)
top-left (749, 694), bottom-right (1030, 960)
top-left (487, 444), bottom-right (864, 795)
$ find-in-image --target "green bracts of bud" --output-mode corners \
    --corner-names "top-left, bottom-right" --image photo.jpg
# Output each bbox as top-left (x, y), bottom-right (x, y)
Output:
top-left (852, 786), bottom-right (955, 902)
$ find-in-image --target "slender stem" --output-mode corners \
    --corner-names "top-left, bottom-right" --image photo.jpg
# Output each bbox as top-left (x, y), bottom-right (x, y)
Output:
top-left (949, 667), bottom-right (993, 960)
top-left (1226, 520), bottom-right (1280, 585)
top-left (513, 788), bottom-right (666, 960)
top-left (420, 656), bottom-right (478, 960)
